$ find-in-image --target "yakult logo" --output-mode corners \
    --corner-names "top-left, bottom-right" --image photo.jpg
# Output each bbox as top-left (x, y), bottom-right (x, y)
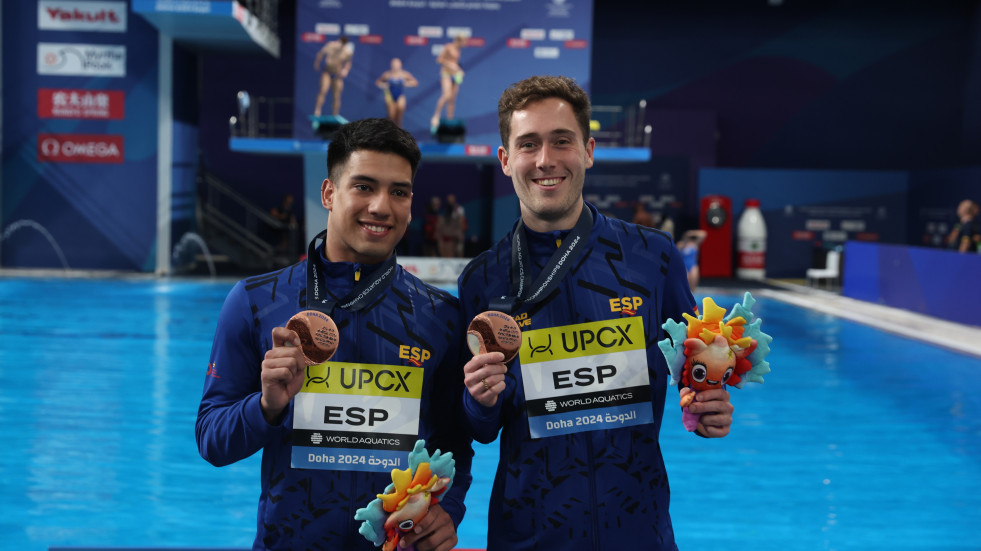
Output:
top-left (38, 1), bottom-right (127, 32)
top-left (38, 134), bottom-right (124, 164)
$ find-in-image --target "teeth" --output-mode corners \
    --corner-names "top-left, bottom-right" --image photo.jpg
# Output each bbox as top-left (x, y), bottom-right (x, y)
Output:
top-left (537, 178), bottom-right (561, 187)
top-left (364, 224), bottom-right (387, 232)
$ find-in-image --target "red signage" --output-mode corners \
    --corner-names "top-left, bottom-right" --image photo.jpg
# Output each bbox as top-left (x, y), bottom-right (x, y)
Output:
top-left (301, 32), bottom-right (325, 43)
top-left (38, 133), bottom-right (124, 164)
top-left (404, 35), bottom-right (428, 46)
top-left (359, 34), bottom-right (383, 44)
top-left (465, 37), bottom-right (485, 47)
top-left (38, 88), bottom-right (124, 120)
top-left (507, 38), bottom-right (530, 48)
top-left (465, 145), bottom-right (492, 156)
top-left (564, 39), bottom-right (588, 49)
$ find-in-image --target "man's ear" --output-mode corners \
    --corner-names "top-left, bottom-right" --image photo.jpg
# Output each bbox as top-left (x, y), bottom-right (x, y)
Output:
top-left (498, 145), bottom-right (511, 177)
top-left (321, 178), bottom-right (334, 210)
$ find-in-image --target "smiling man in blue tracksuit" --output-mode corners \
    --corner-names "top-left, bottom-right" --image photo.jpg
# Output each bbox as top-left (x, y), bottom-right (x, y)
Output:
top-left (196, 118), bottom-right (471, 551)
top-left (459, 76), bottom-right (735, 550)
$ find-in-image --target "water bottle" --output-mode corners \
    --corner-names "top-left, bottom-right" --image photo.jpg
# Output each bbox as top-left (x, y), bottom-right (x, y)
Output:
top-left (736, 199), bottom-right (767, 280)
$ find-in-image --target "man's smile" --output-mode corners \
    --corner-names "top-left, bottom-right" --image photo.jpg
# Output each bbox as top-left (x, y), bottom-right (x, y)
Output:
top-left (533, 177), bottom-right (563, 187)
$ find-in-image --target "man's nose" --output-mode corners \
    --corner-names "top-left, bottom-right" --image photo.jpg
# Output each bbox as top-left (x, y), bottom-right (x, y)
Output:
top-left (368, 192), bottom-right (391, 216)
top-left (536, 144), bottom-right (554, 170)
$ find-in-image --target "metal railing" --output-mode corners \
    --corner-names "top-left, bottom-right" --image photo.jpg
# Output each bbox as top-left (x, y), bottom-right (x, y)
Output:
top-left (198, 170), bottom-right (298, 269)
top-left (591, 100), bottom-right (650, 149)
top-left (230, 92), bottom-right (293, 138)
top-left (236, 0), bottom-right (279, 34)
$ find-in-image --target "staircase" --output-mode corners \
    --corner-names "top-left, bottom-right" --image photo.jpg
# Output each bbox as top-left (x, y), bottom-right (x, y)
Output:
top-left (195, 170), bottom-right (299, 274)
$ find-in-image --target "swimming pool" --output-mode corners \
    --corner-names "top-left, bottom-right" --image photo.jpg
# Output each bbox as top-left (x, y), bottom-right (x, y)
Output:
top-left (1, 277), bottom-right (978, 550)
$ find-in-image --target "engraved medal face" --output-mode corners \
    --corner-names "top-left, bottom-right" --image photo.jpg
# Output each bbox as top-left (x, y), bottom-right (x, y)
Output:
top-left (467, 311), bottom-right (521, 363)
top-left (286, 310), bottom-right (339, 365)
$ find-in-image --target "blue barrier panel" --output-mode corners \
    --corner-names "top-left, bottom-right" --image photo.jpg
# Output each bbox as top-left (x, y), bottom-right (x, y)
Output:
top-left (844, 241), bottom-right (981, 327)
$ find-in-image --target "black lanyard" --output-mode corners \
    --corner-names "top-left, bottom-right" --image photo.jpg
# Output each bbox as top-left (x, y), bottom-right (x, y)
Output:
top-left (489, 205), bottom-right (593, 315)
top-left (305, 230), bottom-right (397, 316)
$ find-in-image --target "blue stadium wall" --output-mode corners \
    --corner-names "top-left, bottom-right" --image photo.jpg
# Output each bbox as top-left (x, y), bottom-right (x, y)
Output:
top-left (3, 0), bottom-right (981, 272)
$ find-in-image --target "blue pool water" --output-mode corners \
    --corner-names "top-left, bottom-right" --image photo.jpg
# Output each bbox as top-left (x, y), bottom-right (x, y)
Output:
top-left (1, 277), bottom-right (979, 550)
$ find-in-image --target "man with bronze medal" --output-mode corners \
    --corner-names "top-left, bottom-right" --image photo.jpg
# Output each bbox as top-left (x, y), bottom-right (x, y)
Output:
top-left (458, 76), bottom-right (735, 550)
top-left (196, 118), bottom-right (471, 551)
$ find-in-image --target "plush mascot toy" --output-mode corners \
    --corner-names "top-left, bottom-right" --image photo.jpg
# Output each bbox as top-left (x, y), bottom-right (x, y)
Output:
top-left (658, 292), bottom-right (772, 431)
top-left (354, 439), bottom-right (455, 551)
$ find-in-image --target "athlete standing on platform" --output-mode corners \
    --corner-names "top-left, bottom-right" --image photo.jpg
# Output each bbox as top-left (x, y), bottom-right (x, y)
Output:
top-left (376, 57), bottom-right (418, 128)
top-left (457, 75), bottom-right (734, 551)
top-left (430, 35), bottom-right (466, 132)
top-left (196, 118), bottom-right (471, 551)
top-left (313, 35), bottom-right (354, 117)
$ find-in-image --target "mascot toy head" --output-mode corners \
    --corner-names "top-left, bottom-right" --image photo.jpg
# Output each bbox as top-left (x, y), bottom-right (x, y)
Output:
top-left (660, 292), bottom-right (772, 391)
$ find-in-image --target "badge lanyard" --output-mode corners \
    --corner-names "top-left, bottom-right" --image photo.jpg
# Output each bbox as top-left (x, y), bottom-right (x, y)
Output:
top-left (305, 230), bottom-right (397, 316)
top-left (489, 206), bottom-right (593, 315)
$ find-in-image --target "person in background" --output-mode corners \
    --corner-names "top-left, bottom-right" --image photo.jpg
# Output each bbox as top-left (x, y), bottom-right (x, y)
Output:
top-left (632, 200), bottom-right (654, 228)
top-left (313, 35), bottom-right (354, 117)
top-left (269, 193), bottom-right (298, 254)
top-left (430, 35), bottom-right (466, 132)
top-left (457, 75), bottom-right (733, 551)
top-left (947, 199), bottom-right (980, 253)
top-left (376, 57), bottom-right (418, 128)
top-left (196, 118), bottom-right (472, 551)
top-left (678, 229), bottom-right (708, 289)
top-left (422, 195), bottom-right (442, 257)
top-left (437, 193), bottom-right (467, 257)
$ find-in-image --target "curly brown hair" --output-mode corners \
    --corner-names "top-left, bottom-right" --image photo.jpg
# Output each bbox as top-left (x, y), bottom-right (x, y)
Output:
top-left (497, 75), bottom-right (591, 150)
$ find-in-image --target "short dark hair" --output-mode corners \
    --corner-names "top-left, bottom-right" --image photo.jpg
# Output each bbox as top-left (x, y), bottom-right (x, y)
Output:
top-left (326, 118), bottom-right (421, 180)
top-left (497, 75), bottom-right (591, 150)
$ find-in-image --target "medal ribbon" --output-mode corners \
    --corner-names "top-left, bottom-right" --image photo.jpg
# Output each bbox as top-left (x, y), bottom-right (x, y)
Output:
top-left (489, 205), bottom-right (593, 314)
top-left (305, 230), bottom-right (398, 316)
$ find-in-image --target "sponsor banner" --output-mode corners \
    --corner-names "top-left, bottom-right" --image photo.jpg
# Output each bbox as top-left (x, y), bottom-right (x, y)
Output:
top-left (418, 26), bottom-right (443, 38)
top-left (397, 256), bottom-right (468, 283)
top-left (38, 43), bottom-right (126, 77)
top-left (38, 0), bottom-right (127, 33)
top-left (315, 22), bottom-right (341, 35)
top-left (549, 28), bottom-right (574, 41)
top-left (534, 47), bottom-right (560, 59)
top-left (38, 88), bottom-right (125, 120)
top-left (149, 0), bottom-right (214, 14)
top-left (520, 28), bottom-right (546, 40)
top-left (301, 32), bottom-right (325, 43)
top-left (38, 133), bottom-right (124, 164)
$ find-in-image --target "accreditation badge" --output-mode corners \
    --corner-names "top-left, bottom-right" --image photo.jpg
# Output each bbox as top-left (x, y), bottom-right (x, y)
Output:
top-left (520, 317), bottom-right (654, 438)
top-left (291, 361), bottom-right (422, 472)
